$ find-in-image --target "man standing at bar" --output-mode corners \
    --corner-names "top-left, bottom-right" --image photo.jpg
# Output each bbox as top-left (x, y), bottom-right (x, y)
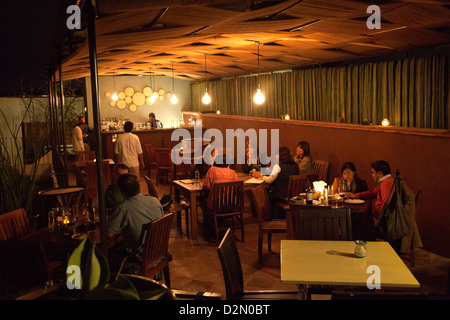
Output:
top-left (78, 116), bottom-right (94, 150)
top-left (72, 121), bottom-right (86, 159)
top-left (114, 121), bottom-right (145, 181)
top-left (146, 112), bottom-right (163, 128)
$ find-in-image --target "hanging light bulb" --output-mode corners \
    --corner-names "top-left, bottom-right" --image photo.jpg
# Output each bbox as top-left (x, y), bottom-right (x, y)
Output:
top-left (202, 53), bottom-right (212, 104)
top-left (171, 61), bottom-right (177, 104)
top-left (111, 73), bottom-right (118, 100)
top-left (202, 90), bottom-right (211, 104)
top-left (253, 42), bottom-right (265, 105)
top-left (254, 88), bottom-right (265, 104)
top-left (381, 118), bottom-right (390, 126)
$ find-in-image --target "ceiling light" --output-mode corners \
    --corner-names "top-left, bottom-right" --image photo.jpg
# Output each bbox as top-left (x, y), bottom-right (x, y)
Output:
top-left (111, 73), bottom-right (118, 101)
top-left (381, 118), bottom-right (390, 126)
top-left (202, 53), bottom-right (211, 105)
top-left (253, 42), bottom-right (265, 105)
top-left (171, 61), bottom-right (177, 104)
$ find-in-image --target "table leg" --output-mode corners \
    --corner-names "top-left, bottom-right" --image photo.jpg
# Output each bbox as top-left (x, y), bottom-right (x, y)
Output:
top-left (190, 192), bottom-right (198, 240)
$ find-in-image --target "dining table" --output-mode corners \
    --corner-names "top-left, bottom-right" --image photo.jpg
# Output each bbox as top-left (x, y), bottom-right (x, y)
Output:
top-left (280, 240), bottom-right (420, 295)
top-left (38, 186), bottom-right (86, 208)
top-left (173, 172), bottom-right (267, 240)
top-left (287, 196), bottom-right (373, 241)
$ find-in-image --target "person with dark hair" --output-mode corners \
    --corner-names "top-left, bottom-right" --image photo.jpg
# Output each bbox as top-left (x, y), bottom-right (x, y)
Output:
top-left (294, 141), bottom-right (314, 175)
top-left (72, 122), bottom-right (86, 159)
top-left (107, 173), bottom-right (164, 274)
top-left (332, 162), bottom-right (368, 194)
top-left (105, 163), bottom-right (130, 209)
top-left (114, 121), bottom-right (145, 180)
top-left (202, 154), bottom-right (239, 211)
top-left (347, 160), bottom-right (394, 219)
top-left (146, 112), bottom-right (163, 128)
top-left (78, 116), bottom-right (94, 150)
top-left (262, 146), bottom-right (299, 219)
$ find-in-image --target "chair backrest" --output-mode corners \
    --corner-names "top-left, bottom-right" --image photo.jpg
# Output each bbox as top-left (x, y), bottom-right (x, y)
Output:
top-left (211, 181), bottom-right (244, 214)
top-left (77, 150), bottom-right (96, 162)
top-left (217, 228), bottom-right (244, 300)
top-left (0, 240), bottom-right (52, 298)
top-left (73, 164), bottom-right (86, 187)
top-left (140, 213), bottom-right (174, 279)
top-left (313, 160), bottom-right (329, 182)
top-left (289, 205), bottom-right (352, 241)
top-left (249, 184), bottom-right (271, 225)
top-left (286, 174), bottom-right (319, 199)
top-left (144, 175), bottom-right (159, 199)
top-left (0, 208), bottom-right (31, 241)
top-left (155, 148), bottom-right (173, 168)
top-left (143, 143), bottom-right (157, 167)
top-left (85, 160), bottom-right (111, 195)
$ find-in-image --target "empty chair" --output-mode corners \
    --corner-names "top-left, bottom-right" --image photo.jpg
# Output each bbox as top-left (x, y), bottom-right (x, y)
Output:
top-left (312, 160), bottom-right (329, 182)
top-left (143, 143), bottom-right (157, 178)
top-left (155, 148), bottom-right (174, 186)
top-left (144, 175), bottom-right (159, 199)
top-left (77, 150), bottom-right (95, 162)
top-left (209, 181), bottom-right (245, 245)
top-left (249, 185), bottom-right (287, 264)
top-left (0, 208), bottom-right (31, 241)
top-left (217, 229), bottom-right (298, 300)
top-left (277, 173), bottom-right (318, 216)
top-left (289, 205), bottom-right (352, 241)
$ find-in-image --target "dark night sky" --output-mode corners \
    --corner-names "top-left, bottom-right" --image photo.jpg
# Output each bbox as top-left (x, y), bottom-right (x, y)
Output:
top-left (0, 1), bottom-right (72, 96)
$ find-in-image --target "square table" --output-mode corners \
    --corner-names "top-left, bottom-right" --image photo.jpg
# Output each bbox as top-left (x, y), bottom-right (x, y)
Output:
top-left (281, 240), bottom-right (420, 289)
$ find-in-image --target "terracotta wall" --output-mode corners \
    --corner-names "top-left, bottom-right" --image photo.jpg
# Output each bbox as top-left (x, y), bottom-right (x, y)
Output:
top-left (186, 112), bottom-right (450, 258)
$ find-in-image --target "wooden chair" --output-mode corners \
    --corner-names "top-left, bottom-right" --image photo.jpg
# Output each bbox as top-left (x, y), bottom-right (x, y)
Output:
top-left (0, 240), bottom-right (53, 299)
top-left (276, 173), bottom-right (318, 217)
top-left (144, 175), bottom-right (190, 237)
top-left (84, 160), bottom-right (111, 199)
top-left (143, 143), bottom-right (157, 178)
top-left (313, 160), bottom-right (329, 182)
top-left (409, 189), bottom-right (422, 267)
top-left (77, 150), bottom-right (95, 162)
top-left (289, 205), bottom-right (352, 241)
top-left (155, 148), bottom-right (174, 186)
top-left (209, 181), bottom-right (245, 245)
top-left (0, 208), bottom-right (31, 241)
top-left (249, 185), bottom-right (287, 264)
top-left (117, 213), bottom-right (174, 287)
top-left (217, 229), bottom-right (298, 300)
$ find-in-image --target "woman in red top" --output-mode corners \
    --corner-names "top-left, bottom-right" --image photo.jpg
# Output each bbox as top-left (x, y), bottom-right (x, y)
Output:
top-left (347, 160), bottom-right (394, 219)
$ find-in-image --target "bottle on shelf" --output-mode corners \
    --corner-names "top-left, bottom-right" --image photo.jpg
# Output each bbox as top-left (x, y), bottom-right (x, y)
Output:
top-left (305, 180), bottom-right (313, 205)
top-left (87, 197), bottom-right (96, 231)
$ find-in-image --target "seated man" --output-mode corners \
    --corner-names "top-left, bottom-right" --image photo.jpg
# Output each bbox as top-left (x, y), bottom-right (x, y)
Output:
top-left (347, 160), bottom-right (395, 220)
top-left (107, 173), bottom-right (164, 275)
top-left (105, 163), bottom-right (130, 210)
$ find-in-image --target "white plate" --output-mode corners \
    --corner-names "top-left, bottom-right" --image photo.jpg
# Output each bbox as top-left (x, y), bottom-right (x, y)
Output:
top-left (344, 199), bottom-right (365, 204)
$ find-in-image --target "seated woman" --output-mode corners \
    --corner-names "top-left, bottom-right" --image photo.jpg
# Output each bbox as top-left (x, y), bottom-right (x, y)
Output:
top-left (241, 141), bottom-right (260, 174)
top-left (294, 141), bottom-right (314, 175)
top-left (332, 162), bottom-right (368, 194)
top-left (262, 146), bottom-right (299, 219)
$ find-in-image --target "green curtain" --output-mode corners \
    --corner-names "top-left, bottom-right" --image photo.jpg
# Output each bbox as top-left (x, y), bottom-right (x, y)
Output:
top-left (191, 55), bottom-right (449, 129)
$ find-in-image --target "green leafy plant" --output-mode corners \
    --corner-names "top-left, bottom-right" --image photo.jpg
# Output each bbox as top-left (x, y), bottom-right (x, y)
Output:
top-left (67, 236), bottom-right (173, 300)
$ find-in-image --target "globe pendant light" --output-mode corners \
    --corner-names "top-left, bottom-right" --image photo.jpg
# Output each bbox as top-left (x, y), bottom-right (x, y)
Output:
top-left (253, 42), bottom-right (265, 105)
top-left (147, 67), bottom-right (158, 104)
top-left (202, 53), bottom-right (211, 104)
top-left (170, 61), bottom-right (178, 104)
top-left (111, 73), bottom-right (118, 101)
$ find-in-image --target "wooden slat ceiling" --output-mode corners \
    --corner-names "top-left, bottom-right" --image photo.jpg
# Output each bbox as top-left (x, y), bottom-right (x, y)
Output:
top-left (60, 0), bottom-right (450, 81)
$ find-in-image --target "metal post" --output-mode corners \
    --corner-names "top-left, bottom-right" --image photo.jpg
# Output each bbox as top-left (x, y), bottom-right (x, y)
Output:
top-left (87, 0), bottom-right (107, 254)
top-left (59, 54), bottom-right (68, 187)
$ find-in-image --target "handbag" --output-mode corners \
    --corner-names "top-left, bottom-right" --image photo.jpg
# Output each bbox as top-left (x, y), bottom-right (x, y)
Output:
top-left (375, 174), bottom-right (410, 241)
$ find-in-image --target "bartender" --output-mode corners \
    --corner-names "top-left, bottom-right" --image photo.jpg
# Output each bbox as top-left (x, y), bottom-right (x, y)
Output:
top-left (146, 112), bottom-right (163, 128)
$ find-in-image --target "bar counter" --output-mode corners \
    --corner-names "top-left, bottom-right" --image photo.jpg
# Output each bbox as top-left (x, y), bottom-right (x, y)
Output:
top-left (101, 126), bottom-right (198, 160)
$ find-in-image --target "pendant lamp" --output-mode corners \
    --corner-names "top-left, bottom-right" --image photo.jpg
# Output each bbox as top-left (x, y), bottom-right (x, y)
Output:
top-left (253, 42), bottom-right (265, 105)
top-left (202, 53), bottom-right (211, 104)
top-left (170, 61), bottom-right (178, 104)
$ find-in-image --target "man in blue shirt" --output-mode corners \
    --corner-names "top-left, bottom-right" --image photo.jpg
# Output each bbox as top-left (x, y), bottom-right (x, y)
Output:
top-left (146, 112), bottom-right (163, 128)
top-left (108, 173), bottom-right (164, 274)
